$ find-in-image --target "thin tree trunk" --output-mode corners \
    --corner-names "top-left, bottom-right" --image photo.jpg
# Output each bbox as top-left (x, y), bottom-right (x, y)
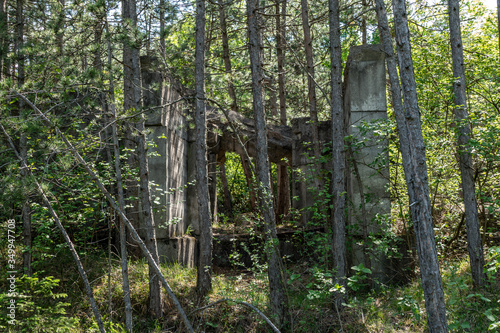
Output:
top-left (247, 0), bottom-right (289, 328)
top-left (390, 0), bottom-right (449, 331)
top-left (55, 0), bottom-right (65, 56)
top-left (219, 0), bottom-right (238, 113)
top-left (328, 0), bottom-right (347, 310)
top-left (217, 2), bottom-right (236, 219)
top-left (1, 124), bottom-right (106, 333)
top-left (195, 0), bottom-right (213, 297)
top-left (15, 94), bottom-right (195, 333)
top-left (21, 135), bottom-right (32, 277)
top-left (219, 152), bottom-right (233, 219)
top-left (241, 154), bottom-right (257, 210)
top-left (160, 0), bottom-right (166, 59)
top-left (0, 0), bottom-right (7, 80)
top-left (300, 0), bottom-right (321, 165)
top-left (16, 0), bottom-right (24, 85)
top-left (16, 0), bottom-right (32, 277)
top-left (448, 0), bottom-right (486, 289)
top-left (361, 0), bottom-right (367, 44)
top-left (106, 17), bottom-right (133, 331)
top-left (122, 0), bottom-right (163, 318)
top-left (276, 0), bottom-right (290, 223)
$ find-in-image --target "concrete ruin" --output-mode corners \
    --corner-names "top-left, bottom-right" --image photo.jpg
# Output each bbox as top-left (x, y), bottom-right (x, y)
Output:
top-left (138, 45), bottom-right (395, 281)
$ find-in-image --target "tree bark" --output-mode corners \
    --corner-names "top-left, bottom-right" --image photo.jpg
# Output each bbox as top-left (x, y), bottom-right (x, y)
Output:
top-left (55, 0), bottom-right (65, 56)
top-left (447, 0), bottom-right (486, 289)
top-left (328, 0), bottom-right (347, 310)
top-left (241, 154), bottom-right (257, 210)
top-left (247, 0), bottom-right (289, 328)
top-left (219, 0), bottom-right (239, 113)
top-left (106, 17), bottom-right (133, 331)
top-left (0, 0), bottom-right (7, 80)
top-left (195, 0), bottom-right (213, 297)
top-left (122, 0), bottom-right (163, 318)
top-left (20, 134), bottom-right (32, 277)
top-left (300, 0), bottom-right (321, 165)
top-left (16, 0), bottom-right (31, 277)
top-left (218, 152), bottom-right (233, 219)
top-left (391, 0), bottom-right (449, 331)
top-left (276, 0), bottom-right (290, 223)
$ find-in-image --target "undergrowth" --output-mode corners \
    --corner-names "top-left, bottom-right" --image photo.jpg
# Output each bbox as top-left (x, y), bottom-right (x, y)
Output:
top-left (1, 248), bottom-right (499, 332)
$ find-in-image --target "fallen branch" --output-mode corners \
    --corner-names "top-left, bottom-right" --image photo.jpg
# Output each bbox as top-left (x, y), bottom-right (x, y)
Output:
top-left (190, 298), bottom-right (281, 333)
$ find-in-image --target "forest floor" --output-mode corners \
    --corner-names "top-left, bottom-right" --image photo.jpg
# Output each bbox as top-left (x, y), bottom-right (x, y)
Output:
top-left (1, 242), bottom-right (499, 332)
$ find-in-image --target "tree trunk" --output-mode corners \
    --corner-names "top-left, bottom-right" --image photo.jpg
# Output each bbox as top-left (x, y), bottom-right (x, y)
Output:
top-left (106, 17), bottom-right (133, 331)
top-left (16, 0), bottom-right (32, 277)
top-left (361, 0), bottom-right (367, 44)
top-left (300, 0), bottom-right (321, 164)
top-left (0, 0), bottom-right (7, 80)
top-left (219, 152), bottom-right (233, 218)
top-left (55, 0), bottom-right (65, 56)
top-left (122, 0), bottom-right (163, 318)
top-left (275, 0), bottom-right (290, 223)
top-left (328, 0), bottom-right (347, 310)
top-left (21, 135), bottom-right (32, 277)
top-left (160, 0), bottom-right (166, 59)
top-left (391, 0), bottom-right (448, 331)
top-left (247, 0), bottom-right (289, 328)
top-left (219, 0), bottom-right (238, 113)
top-left (241, 154), bottom-right (257, 210)
top-left (447, 0), bottom-right (486, 289)
top-left (195, 0), bottom-right (213, 297)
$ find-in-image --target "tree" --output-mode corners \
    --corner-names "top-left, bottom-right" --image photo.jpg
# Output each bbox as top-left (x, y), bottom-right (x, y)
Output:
top-left (275, 0), bottom-right (290, 222)
top-left (329, 0), bottom-right (347, 310)
top-left (105, 12), bottom-right (133, 330)
top-left (0, 0), bottom-right (7, 80)
top-left (447, 0), bottom-right (487, 289)
top-left (247, 0), bottom-right (289, 328)
top-left (122, 0), bottom-right (163, 318)
top-left (195, 0), bottom-right (213, 297)
top-left (391, 0), bottom-right (449, 330)
top-left (300, 0), bottom-right (321, 162)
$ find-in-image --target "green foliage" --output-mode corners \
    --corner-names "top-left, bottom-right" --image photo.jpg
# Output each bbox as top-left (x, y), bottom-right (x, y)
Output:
top-left (348, 263), bottom-right (373, 292)
top-left (216, 152), bottom-right (254, 214)
top-left (0, 274), bottom-right (79, 332)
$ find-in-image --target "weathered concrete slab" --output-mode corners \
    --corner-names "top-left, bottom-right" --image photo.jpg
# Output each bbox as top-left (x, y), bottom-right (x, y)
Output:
top-left (157, 236), bottom-right (197, 268)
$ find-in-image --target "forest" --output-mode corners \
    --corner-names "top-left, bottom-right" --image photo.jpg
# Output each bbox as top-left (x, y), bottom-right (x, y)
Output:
top-left (0, 0), bottom-right (499, 332)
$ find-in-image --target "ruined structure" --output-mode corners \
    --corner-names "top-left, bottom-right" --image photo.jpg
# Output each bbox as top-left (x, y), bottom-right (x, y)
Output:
top-left (138, 45), bottom-right (395, 281)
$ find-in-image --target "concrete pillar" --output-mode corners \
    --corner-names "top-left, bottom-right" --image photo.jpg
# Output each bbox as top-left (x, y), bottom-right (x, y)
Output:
top-left (344, 45), bottom-right (391, 283)
top-left (141, 57), bottom-right (194, 265)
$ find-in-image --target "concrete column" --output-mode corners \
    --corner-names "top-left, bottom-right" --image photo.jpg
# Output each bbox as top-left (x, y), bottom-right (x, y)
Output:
top-left (344, 45), bottom-right (391, 283)
top-left (142, 57), bottom-right (194, 265)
